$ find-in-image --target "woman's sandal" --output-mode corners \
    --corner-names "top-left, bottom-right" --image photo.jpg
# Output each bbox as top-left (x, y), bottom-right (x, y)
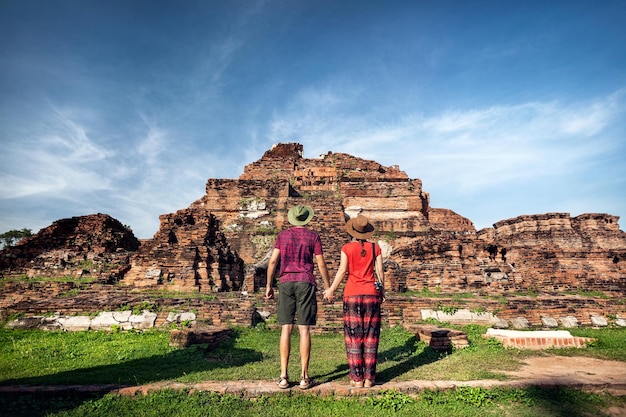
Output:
top-left (364, 379), bottom-right (374, 388)
top-left (349, 380), bottom-right (364, 388)
top-left (277, 376), bottom-right (289, 389)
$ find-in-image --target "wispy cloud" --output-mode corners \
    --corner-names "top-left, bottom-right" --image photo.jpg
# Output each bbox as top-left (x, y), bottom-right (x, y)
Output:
top-left (268, 88), bottom-right (625, 194)
top-left (0, 106), bottom-right (114, 199)
top-left (0, 104), bottom-right (223, 237)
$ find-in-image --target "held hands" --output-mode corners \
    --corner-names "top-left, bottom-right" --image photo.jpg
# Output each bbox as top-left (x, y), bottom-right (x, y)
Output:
top-left (323, 288), bottom-right (334, 303)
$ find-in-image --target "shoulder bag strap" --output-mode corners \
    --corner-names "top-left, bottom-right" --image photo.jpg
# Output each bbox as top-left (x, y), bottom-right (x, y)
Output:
top-left (372, 242), bottom-right (381, 284)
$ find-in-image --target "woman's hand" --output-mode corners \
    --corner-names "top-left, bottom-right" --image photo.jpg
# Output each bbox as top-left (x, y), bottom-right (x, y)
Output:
top-left (323, 288), bottom-right (334, 302)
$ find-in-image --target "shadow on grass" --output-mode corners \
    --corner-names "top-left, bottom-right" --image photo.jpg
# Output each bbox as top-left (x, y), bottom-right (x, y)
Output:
top-left (312, 336), bottom-right (446, 384)
top-left (376, 336), bottom-right (445, 383)
top-left (0, 330), bottom-right (262, 417)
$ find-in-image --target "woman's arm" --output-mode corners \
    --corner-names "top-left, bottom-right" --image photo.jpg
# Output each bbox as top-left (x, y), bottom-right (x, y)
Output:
top-left (324, 251), bottom-right (348, 301)
top-left (375, 251), bottom-right (385, 301)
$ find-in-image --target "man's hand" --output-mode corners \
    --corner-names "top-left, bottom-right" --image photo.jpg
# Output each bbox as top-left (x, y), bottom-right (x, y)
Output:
top-left (265, 286), bottom-right (274, 299)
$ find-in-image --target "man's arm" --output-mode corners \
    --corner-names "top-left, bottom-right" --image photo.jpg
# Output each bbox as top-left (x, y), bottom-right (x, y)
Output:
top-left (266, 248), bottom-right (280, 299)
top-left (315, 253), bottom-right (331, 290)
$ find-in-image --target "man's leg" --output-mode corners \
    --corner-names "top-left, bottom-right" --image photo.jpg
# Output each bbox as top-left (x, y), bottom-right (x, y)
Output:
top-left (294, 282), bottom-right (316, 387)
top-left (297, 324), bottom-right (311, 379)
top-left (280, 324), bottom-right (293, 378)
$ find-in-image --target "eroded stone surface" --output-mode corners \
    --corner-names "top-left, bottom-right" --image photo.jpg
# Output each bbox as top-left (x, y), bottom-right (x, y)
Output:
top-left (0, 213), bottom-right (138, 283)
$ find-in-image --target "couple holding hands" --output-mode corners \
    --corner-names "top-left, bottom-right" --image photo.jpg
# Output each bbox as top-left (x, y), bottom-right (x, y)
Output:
top-left (265, 205), bottom-right (384, 390)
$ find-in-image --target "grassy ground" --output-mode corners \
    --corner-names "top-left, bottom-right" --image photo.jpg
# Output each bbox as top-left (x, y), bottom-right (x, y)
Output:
top-left (5, 386), bottom-right (625, 417)
top-left (1, 323), bottom-right (625, 416)
top-left (0, 324), bottom-right (530, 385)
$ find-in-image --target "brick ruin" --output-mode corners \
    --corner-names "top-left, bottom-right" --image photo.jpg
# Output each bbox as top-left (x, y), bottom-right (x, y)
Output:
top-left (1, 143), bottom-right (625, 326)
top-left (0, 213), bottom-right (139, 283)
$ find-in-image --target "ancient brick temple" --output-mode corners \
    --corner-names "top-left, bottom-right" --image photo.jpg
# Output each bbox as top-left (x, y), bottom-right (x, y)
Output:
top-left (124, 142), bottom-right (461, 293)
top-left (1, 143), bottom-right (625, 325)
top-left (122, 142), bottom-right (625, 297)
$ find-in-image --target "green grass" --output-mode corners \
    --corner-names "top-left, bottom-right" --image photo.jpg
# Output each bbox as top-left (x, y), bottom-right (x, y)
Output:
top-left (2, 325), bottom-right (626, 386)
top-left (2, 386), bottom-right (624, 417)
top-left (1, 325), bottom-right (625, 416)
top-left (564, 327), bottom-right (626, 361)
top-left (0, 324), bottom-right (532, 386)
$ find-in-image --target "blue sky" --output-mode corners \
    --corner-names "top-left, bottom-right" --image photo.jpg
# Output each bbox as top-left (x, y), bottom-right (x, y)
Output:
top-left (1, 0), bottom-right (625, 239)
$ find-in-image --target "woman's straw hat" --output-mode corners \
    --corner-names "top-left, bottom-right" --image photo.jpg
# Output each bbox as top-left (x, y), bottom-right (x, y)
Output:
top-left (345, 214), bottom-right (375, 239)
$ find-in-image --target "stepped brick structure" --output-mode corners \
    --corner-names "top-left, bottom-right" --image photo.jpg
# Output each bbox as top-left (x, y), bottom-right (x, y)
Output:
top-left (120, 142), bottom-right (625, 296)
top-left (1, 143), bottom-right (625, 326)
top-left (122, 142), bottom-right (441, 293)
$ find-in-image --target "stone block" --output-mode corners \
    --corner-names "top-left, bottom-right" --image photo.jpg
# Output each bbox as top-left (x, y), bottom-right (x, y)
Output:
top-left (129, 310), bottom-right (158, 329)
top-left (6, 316), bottom-right (43, 329)
top-left (615, 318), bottom-right (626, 327)
top-left (483, 328), bottom-right (596, 350)
top-left (510, 317), bottom-right (530, 329)
top-left (90, 312), bottom-right (120, 330)
top-left (560, 315), bottom-right (579, 328)
top-left (448, 309), bottom-right (474, 322)
top-left (113, 311), bottom-right (132, 322)
top-left (541, 316), bottom-right (559, 328)
top-left (170, 326), bottom-right (233, 348)
top-left (58, 316), bottom-right (91, 331)
top-left (179, 312), bottom-right (196, 322)
top-left (165, 312), bottom-right (180, 323)
top-left (420, 309), bottom-right (437, 321)
top-left (492, 318), bottom-right (509, 329)
top-left (40, 315), bottom-right (63, 331)
top-left (590, 315), bottom-right (608, 327)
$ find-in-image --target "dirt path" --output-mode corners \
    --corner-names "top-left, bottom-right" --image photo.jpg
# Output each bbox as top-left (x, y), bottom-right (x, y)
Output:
top-left (2, 356), bottom-right (624, 417)
top-left (3, 355), bottom-right (624, 397)
top-left (501, 356), bottom-right (626, 417)
top-left (502, 356), bottom-right (626, 392)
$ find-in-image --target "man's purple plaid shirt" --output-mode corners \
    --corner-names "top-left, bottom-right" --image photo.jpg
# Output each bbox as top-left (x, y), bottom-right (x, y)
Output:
top-left (274, 227), bottom-right (323, 285)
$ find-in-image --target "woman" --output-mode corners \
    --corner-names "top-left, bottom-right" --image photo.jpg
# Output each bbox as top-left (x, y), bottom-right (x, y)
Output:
top-left (324, 214), bottom-right (384, 388)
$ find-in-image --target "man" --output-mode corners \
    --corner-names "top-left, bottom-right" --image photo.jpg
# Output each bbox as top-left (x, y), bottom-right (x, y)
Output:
top-left (265, 205), bottom-right (331, 390)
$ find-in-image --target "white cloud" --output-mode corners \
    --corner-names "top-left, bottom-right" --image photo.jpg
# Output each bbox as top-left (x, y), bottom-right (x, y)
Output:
top-left (0, 107), bottom-right (114, 199)
top-left (135, 124), bottom-right (167, 166)
top-left (44, 108), bottom-right (114, 161)
top-left (267, 88), bottom-right (624, 196)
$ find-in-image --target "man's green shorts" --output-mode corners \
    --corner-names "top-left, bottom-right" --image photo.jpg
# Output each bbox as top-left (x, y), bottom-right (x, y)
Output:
top-left (277, 281), bottom-right (317, 325)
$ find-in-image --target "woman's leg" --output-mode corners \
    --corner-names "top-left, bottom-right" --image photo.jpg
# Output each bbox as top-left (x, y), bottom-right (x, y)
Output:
top-left (362, 295), bottom-right (382, 383)
top-left (343, 296), bottom-right (364, 382)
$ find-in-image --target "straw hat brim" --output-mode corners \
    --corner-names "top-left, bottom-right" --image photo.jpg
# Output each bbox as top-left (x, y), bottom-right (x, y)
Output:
top-left (345, 217), bottom-right (375, 239)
